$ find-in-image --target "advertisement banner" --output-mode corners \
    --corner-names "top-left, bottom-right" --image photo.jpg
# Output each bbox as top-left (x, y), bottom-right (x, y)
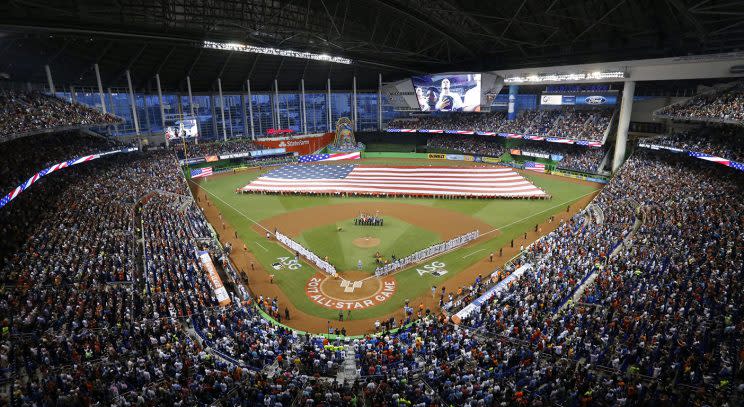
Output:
top-left (576, 95), bottom-right (617, 105)
top-left (540, 95), bottom-right (563, 105)
top-left (251, 148), bottom-right (286, 158)
top-left (428, 153), bottom-right (447, 160)
top-left (540, 94), bottom-right (617, 106)
top-left (510, 149), bottom-right (522, 156)
top-left (254, 132), bottom-right (335, 155)
top-left (219, 152), bottom-right (252, 160)
top-left (195, 250), bottom-right (231, 306)
top-left (550, 154), bottom-right (564, 162)
top-left (445, 154), bottom-right (464, 161)
top-left (521, 151), bottom-right (551, 159)
top-left (481, 156), bottom-right (501, 164)
top-left (205, 155), bottom-right (219, 162)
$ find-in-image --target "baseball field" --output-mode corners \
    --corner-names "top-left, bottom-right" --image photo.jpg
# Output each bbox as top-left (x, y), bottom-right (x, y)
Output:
top-left (189, 157), bottom-right (601, 335)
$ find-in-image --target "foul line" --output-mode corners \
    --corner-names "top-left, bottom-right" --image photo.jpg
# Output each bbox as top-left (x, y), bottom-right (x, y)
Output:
top-left (480, 190), bottom-right (598, 238)
top-left (190, 179), bottom-right (272, 234)
top-left (462, 248), bottom-right (486, 259)
top-left (255, 241), bottom-right (269, 251)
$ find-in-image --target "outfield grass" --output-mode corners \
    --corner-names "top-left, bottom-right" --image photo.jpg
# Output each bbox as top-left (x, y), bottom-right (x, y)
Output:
top-left (296, 216), bottom-right (440, 272)
top-left (193, 159), bottom-right (600, 320)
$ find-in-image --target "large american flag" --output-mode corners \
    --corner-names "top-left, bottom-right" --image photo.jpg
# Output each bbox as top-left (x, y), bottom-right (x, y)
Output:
top-left (241, 165), bottom-right (547, 198)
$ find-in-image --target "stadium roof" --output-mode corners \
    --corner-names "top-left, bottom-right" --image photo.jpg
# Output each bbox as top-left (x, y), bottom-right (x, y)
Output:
top-left (1, 0), bottom-right (743, 92)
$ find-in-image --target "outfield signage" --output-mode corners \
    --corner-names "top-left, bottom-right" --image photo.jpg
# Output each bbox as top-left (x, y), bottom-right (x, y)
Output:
top-left (255, 132), bottom-right (335, 155)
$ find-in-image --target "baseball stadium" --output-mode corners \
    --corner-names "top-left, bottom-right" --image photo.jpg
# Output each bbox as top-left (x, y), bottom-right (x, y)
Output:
top-left (1, 1), bottom-right (743, 406)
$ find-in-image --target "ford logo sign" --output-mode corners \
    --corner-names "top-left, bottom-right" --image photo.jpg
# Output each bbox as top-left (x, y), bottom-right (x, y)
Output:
top-left (585, 96), bottom-right (606, 105)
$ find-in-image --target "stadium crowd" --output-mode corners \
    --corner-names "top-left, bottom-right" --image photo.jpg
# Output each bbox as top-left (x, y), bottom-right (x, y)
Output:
top-left (390, 107), bottom-right (613, 142)
top-left (173, 138), bottom-right (261, 159)
top-left (0, 128), bottom-right (742, 406)
top-left (645, 126), bottom-right (744, 163)
top-left (0, 90), bottom-right (120, 137)
top-left (656, 83), bottom-right (744, 123)
top-left (426, 135), bottom-right (504, 157)
top-left (427, 136), bottom-right (608, 173)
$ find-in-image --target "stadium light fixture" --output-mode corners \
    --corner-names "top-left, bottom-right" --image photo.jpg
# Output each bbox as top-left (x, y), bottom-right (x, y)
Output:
top-left (504, 71), bottom-right (626, 83)
top-left (203, 41), bottom-right (352, 65)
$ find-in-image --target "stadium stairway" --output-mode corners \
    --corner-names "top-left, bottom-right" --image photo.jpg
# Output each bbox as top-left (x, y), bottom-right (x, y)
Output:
top-left (337, 345), bottom-right (359, 384)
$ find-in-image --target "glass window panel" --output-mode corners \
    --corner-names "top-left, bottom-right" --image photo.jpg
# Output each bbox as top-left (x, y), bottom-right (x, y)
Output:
top-left (304, 93), bottom-right (327, 134)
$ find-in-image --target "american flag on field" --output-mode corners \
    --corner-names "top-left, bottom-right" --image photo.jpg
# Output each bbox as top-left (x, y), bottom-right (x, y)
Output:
top-left (241, 164), bottom-right (547, 198)
top-left (524, 161), bottom-right (546, 173)
top-left (191, 167), bottom-right (213, 178)
top-left (298, 152), bottom-right (361, 163)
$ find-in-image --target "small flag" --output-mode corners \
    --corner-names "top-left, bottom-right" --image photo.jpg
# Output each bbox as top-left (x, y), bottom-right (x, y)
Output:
top-left (191, 167), bottom-right (213, 178)
top-left (524, 161), bottom-right (546, 173)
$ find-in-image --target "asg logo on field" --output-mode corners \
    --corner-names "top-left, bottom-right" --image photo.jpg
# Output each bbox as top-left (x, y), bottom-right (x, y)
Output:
top-left (584, 96), bottom-right (607, 105)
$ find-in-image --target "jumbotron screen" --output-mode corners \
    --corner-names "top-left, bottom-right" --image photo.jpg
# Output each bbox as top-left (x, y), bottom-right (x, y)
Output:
top-left (412, 73), bottom-right (481, 112)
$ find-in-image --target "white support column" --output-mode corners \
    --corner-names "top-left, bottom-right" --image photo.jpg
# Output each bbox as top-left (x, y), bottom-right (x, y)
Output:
top-left (241, 89), bottom-right (249, 138)
top-left (301, 79), bottom-right (308, 134)
top-left (70, 85), bottom-right (77, 104)
top-left (155, 74), bottom-right (167, 146)
top-left (107, 88), bottom-right (119, 135)
top-left (352, 76), bottom-right (358, 131)
top-left (247, 80), bottom-right (255, 140)
top-left (186, 75), bottom-right (198, 144)
top-left (274, 79), bottom-right (280, 129)
top-left (94, 64), bottom-right (106, 113)
top-left (327, 77), bottom-right (332, 131)
top-left (44, 65), bottom-right (55, 95)
top-left (378, 73), bottom-right (383, 130)
top-left (126, 69), bottom-right (140, 135)
top-left (210, 93), bottom-right (218, 138)
top-left (217, 78), bottom-right (227, 141)
top-left (613, 80), bottom-right (635, 172)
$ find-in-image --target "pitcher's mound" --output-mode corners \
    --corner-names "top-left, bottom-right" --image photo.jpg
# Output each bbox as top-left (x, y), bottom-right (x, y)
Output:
top-left (352, 237), bottom-right (380, 248)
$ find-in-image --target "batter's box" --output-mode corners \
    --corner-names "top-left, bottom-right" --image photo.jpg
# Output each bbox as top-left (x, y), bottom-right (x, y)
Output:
top-left (340, 279), bottom-right (363, 293)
